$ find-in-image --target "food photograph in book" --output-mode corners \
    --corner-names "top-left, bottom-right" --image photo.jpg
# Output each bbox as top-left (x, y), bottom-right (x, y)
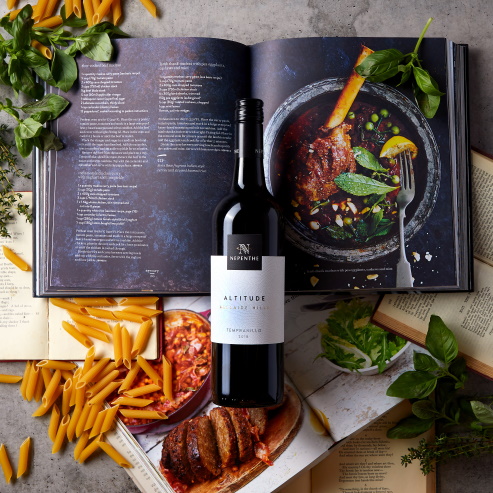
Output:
top-left (254, 37), bottom-right (466, 291)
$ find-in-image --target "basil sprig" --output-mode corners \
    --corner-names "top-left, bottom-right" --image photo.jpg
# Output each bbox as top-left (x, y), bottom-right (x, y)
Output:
top-left (0, 4), bottom-right (128, 156)
top-left (355, 18), bottom-right (444, 118)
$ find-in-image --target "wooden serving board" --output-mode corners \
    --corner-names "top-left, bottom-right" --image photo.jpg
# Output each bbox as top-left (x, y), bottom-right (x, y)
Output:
top-left (188, 385), bottom-right (303, 493)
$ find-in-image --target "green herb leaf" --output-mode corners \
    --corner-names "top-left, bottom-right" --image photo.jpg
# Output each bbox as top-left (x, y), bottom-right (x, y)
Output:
top-left (354, 49), bottom-right (404, 82)
top-left (387, 415), bottom-right (435, 439)
top-left (17, 117), bottom-right (43, 139)
top-left (14, 126), bottom-right (33, 157)
top-left (20, 93), bottom-right (70, 120)
top-left (413, 351), bottom-right (440, 372)
top-left (11, 5), bottom-right (33, 51)
top-left (412, 400), bottom-right (439, 420)
top-left (74, 32), bottom-right (113, 61)
top-left (353, 146), bottom-right (386, 172)
top-left (413, 83), bottom-right (441, 119)
top-left (386, 370), bottom-right (438, 399)
top-left (470, 401), bottom-right (493, 425)
top-left (334, 172), bottom-right (398, 196)
top-left (425, 315), bottom-right (458, 364)
top-left (413, 66), bottom-right (445, 96)
top-left (32, 128), bottom-right (63, 151)
top-left (51, 47), bottom-right (78, 92)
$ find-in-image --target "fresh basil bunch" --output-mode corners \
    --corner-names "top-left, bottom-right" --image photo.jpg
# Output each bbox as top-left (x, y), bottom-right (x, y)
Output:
top-left (386, 315), bottom-right (493, 474)
top-left (355, 18), bottom-right (444, 118)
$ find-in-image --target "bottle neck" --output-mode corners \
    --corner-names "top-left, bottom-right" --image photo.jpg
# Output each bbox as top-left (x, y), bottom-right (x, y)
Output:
top-left (233, 120), bottom-right (265, 191)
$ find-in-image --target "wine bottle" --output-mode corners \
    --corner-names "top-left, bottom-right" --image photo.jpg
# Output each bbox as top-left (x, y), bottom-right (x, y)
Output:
top-left (210, 98), bottom-right (284, 408)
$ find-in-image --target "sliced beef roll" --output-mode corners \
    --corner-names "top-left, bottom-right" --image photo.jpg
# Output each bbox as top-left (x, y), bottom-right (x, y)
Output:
top-left (209, 407), bottom-right (239, 468)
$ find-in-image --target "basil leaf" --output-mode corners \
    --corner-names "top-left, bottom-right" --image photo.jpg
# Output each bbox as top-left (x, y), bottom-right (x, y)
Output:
top-left (51, 48), bottom-right (78, 92)
top-left (386, 370), bottom-right (437, 399)
top-left (413, 84), bottom-right (441, 118)
top-left (355, 49), bottom-right (404, 82)
top-left (387, 415), bottom-right (435, 439)
top-left (20, 94), bottom-right (70, 120)
top-left (76, 33), bottom-right (113, 61)
top-left (425, 315), bottom-right (458, 364)
top-left (413, 351), bottom-right (440, 372)
top-left (412, 400), bottom-right (439, 420)
top-left (334, 173), bottom-right (398, 196)
top-left (17, 117), bottom-right (43, 139)
top-left (9, 58), bottom-right (44, 99)
top-left (413, 66), bottom-right (445, 96)
top-left (84, 21), bottom-right (130, 37)
top-left (470, 401), bottom-right (493, 425)
top-left (32, 128), bottom-right (64, 151)
top-left (14, 126), bottom-right (34, 158)
top-left (353, 146), bottom-right (386, 172)
top-left (11, 5), bottom-right (34, 51)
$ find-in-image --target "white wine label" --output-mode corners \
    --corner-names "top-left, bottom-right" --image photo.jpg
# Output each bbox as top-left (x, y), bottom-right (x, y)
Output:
top-left (210, 255), bottom-right (285, 345)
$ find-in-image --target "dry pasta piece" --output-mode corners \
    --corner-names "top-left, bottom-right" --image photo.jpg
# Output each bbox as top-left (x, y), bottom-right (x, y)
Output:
top-left (78, 434), bottom-right (104, 463)
top-left (16, 437), bottom-right (31, 479)
top-left (119, 409), bottom-right (167, 420)
top-left (52, 414), bottom-right (70, 454)
top-left (64, 0), bottom-right (74, 17)
top-left (96, 362), bottom-right (117, 381)
top-left (121, 326), bottom-right (132, 369)
top-left (19, 361), bottom-right (31, 399)
top-left (42, 369), bottom-right (62, 407)
top-left (86, 370), bottom-right (119, 398)
top-left (112, 323), bottom-right (123, 367)
top-left (62, 378), bottom-right (73, 416)
top-left (91, 0), bottom-right (100, 12)
top-left (0, 444), bottom-right (13, 484)
top-left (82, 0), bottom-right (94, 26)
top-left (2, 245), bottom-right (30, 271)
top-left (49, 298), bottom-right (88, 314)
top-left (75, 380), bottom-right (87, 409)
top-left (73, 0), bottom-right (82, 16)
top-left (98, 442), bottom-right (132, 468)
top-left (137, 355), bottom-right (163, 386)
top-left (89, 409), bottom-right (106, 438)
top-left (67, 405), bottom-right (82, 442)
top-left (69, 368), bottom-right (81, 407)
top-left (41, 367), bottom-right (52, 389)
top-left (76, 402), bottom-right (92, 438)
top-left (131, 319), bottom-right (153, 357)
top-left (62, 321), bottom-right (93, 348)
top-left (84, 402), bottom-right (102, 432)
top-left (48, 404), bottom-right (61, 442)
top-left (74, 431), bottom-right (90, 461)
top-left (76, 322), bottom-right (111, 343)
top-left (118, 362), bottom-right (139, 393)
top-left (0, 374), bottom-right (22, 384)
top-left (119, 296), bottom-right (158, 306)
top-left (32, 0), bottom-right (49, 20)
top-left (33, 372), bottom-right (45, 402)
top-left (8, 8), bottom-right (21, 20)
top-left (114, 311), bottom-right (150, 324)
top-left (162, 356), bottom-right (173, 401)
top-left (32, 385), bottom-right (63, 416)
top-left (79, 357), bottom-right (110, 384)
top-left (123, 305), bottom-right (162, 317)
top-left (61, 370), bottom-right (74, 381)
top-left (111, 396), bottom-right (153, 407)
top-left (88, 380), bottom-right (122, 406)
top-left (85, 307), bottom-right (119, 320)
top-left (37, 360), bottom-right (77, 371)
top-left (100, 405), bottom-right (119, 434)
top-left (81, 346), bottom-right (96, 376)
top-left (25, 363), bottom-right (40, 401)
top-left (43, 0), bottom-right (60, 19)
top-left (30, 40), bottom-right (52, 59)
top-left (111, 0), bottom-right (121, 24)
top-left (73, 297), bottom-right (117, 306)
top-left (68, 312), bottom-right (111, 333)
top-left (92, 0), bottom-right (113, 24)
top-left (124, 383), bottom-right (161, 398)
top-left (7, 0), bottom-right (18, 10)
top-left (139, 0), bottom-right (157, 17)
top-left (34, 14), bottom-right (63, 28)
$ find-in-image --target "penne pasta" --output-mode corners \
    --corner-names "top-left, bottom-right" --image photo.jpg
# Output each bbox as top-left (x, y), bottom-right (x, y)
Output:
top-left (9, 8), bottom-right (21, 20)
top-left (19, 361), bottom-right (31, 399)
top-left (73, 297), bottom-right (117, 306)
top-left (121, 326), bottom-right (132, 369)
top-left (48, 404), bottom-right (61, 442)
top-left (92, 0), bottom-right (113, 24)
top-left (82, 0), bottom-right (94, 26)
top-left (16, 437), bottom-right (31, 479)
top-left (84, 402), bottom-right (102, 432)
top-left (124, 383), bottom-right (161, 398)
top-left (25, 363), bottom-right (40, 401)
top-left (62, 321), bottom-right (94, 348)
top-left (124, 306), bottom-right (162, 317)
top-left (32, 0), bottom-right (49, 20)
top-left (76, 402), bottom-right (92, 438)
top-left (2, 245), bottom-right (30, 271)
top-left (111, 396), bottom-right (153, 407)
top-left (43, 0), bottom-right (60, 19)
top-left (89, 409), bottom-right (106, 438)
top-left (69, 368), bottom-right (81, 407)
top-left (91, 0), bottom-right (101, 13)
top-left (37, 360), bottom-right (77, 371)
top-left (98, 442), bottom-right (132, 468)
top-left (49, 298), bottom-right (88, 314)
top-left (33, 372), bottom-right (45, 402)
top-left (34, 14), bottom-right (63, 28)
top-left (77, 434), bottom-right (104, 463)
top-left (119, 296), bottom-right (159, 306)
top-left (68, 311), bottom-right (111, 333)
top-left (85, 307), bottom-right (118, 320)
top-left (112, 323), bottom-right (123, 367)
top-left (100, 405), bottom-right (120, 434)
top-left (41, 367), bottom-right (53, 390)
top-left (7, 0), bottom-right (18, 10)
top-left (111, 0), bottom-right (121, 25)
top-left (119, 409), bottom-right (167, 420)
top-left (137, 355), bottom-right (163, 386)
top-left (74, 431), bottom-right (90, 461)
top-left (0, 444), bottom-right (13, 484)
top-left (32, 385), bottom-right (63, 417)
top-left (114, 311), bottom-right (150, 324)
top-left (62, 378), bottom-right (73, 416)
top-left (131, 319), bottom-right (153, 358)
top-left (88, 380), bottom-right (121, 406)
top-left (95, 362), bottom-right (117, 381)
top-left (31, 39), bottom-right (53, 59)
top-left (85, 370), bottom-right (119, 398)
top-left (67, 405), bottom-right (82, 442)
top-left (75, 380), bottom-right (87, 409)
top-left (42, 369), bottom-right (62, 408)
top-left (162, 356), bottom-right (173, 401)
top-left (79, 357), bottom-right (110, 384)
top-left (76, 322), bottom-right (111, 343)
top-left (118, 362), bottom-right (140, 393)
top-left (64, 0), bottom-right (74, 17)
top-left (61, 370), bottom-right (74, 381)
top-left (52, 415), bottom-right (70, 454)
top-left (139, 0), bottom-right (157, 17)
top-left (0, 374), bottom-right (22, 384)
top-left (73, 0), bottom-right (82, 17)
top-left (81, 346), bottom-right (96, 376)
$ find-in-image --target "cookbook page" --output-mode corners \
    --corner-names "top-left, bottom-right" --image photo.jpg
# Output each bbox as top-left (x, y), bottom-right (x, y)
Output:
top-left (0, 192), bottom-right (49, 359)
top-left (38, 37), bottom-right (249, 296)
top-left (250, 37), bottom-right (464, 292)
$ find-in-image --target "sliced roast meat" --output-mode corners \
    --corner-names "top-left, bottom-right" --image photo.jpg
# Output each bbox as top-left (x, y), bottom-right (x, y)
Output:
top-left (247, 407), bottom-right (268, 437)
top-left (165, 421), bottom-right (195, 484)
top-left (210, 407), bottom-right (239, 468)
top-left (226, 408), bottom-right (255, 463)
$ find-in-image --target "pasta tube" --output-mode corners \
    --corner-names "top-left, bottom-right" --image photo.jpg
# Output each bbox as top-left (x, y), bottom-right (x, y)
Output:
top-left (84, 402), bottom-right (102, 432)
top-left (88, 380), bottom-right (121, 406)
top-left (139, 0), bottom-right (157, 17)
top-left (0, 444), bottom-right (13, 484)
top-left (19, 361), bottom-right (31, 399)
top-left (89, 409), bottom-right (106, 438)
top-left (81, 346), bottom-right (96, 376)
top-left (62, 321), bottom-right (94, 348)
top-left (131, 320), bottom-right (153, 357)
top-left (76, 323), bottom-right (111, 343)
top-left (68, 312), bottom-right (111, 333)
top-left (73, 297), bottom-right (117, 306)
top-left (98, 442), bottom-right (132, 468)
top-left (34, 14), bottom-right (63, 28)
top-left (114, 311), bottom-right (150, 324)
top-left (119, 409), bottom-right (167, 420)
top-left (0, 374), bottom-right (22, 384)
top-left (137, 355), bottom-right (163, 386)
top-left (119, 296), bottom-right (158, 306)
top-left (112, 323), bottom-right (123, 367)
top-left (76, 402), bottom-right (92, 438)
top-left (42, 369), bottom-right (62, 407)
top-left (111, 397), bottom-right (153, 407)
top-left (123, 306), bottom-right (162, 317)
top-left (49, 298), bottom-right (88, 314)
top-left (38, 360), bottom-right (77, 371)
top-left (100, 405), bottom-right (119, 434)
top-left (48, 405), bottom-right (61, 442)
top-left (85, 307), bottom-right (118, 320)
top-left (78, 434), bottom-right (104, 463)
top-left (62, 378), bottom-right (73, 416)
top-left (52, 415), bottom-right (70, 454)
top-left (16, 437), bottom-right (31, 479)
top-left (85, 370), bottom-right (119, 398)
top-left (162, 356), bottom-right (173, 401)
top-left (123, 384), bottom-right (161, 398)
top-left (111, 0), bottom-right (121, 25)
top-left (74, 431), bottom-right (90, 461)
top-left (25, 363), bottom-right (40, 401)
top-left (122, 326), bottom-right (132, 369)
top-left (79, 357), bottom-right (110, 384)
top-left (2, 245), bottom-right (30, 271)
top-left (118, 362), bottom-right (140, 392)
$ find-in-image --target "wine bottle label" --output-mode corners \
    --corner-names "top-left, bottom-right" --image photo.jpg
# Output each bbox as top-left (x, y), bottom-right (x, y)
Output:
top-left (210, 250), bottom-right (285, 345)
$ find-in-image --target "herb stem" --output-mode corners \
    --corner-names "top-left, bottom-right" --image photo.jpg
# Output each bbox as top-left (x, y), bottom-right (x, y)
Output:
top-left (413, 17), bottom-right (434, 55)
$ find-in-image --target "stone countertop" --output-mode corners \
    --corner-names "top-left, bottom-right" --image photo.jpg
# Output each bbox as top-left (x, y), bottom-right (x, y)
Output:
top-left (1, 1), bottom-right (492, 492)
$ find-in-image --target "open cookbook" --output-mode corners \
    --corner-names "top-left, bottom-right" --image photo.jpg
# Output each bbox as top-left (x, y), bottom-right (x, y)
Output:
top-left (34, 36), bottom-right (471, 296)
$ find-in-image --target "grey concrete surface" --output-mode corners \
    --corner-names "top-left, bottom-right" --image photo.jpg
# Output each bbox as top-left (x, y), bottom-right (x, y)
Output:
top-left (1, 1), bottom-right (492, 492)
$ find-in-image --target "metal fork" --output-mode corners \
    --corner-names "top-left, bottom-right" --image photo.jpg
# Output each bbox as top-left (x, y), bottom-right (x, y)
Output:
top-left (396, 149), bottom-right (415, 288)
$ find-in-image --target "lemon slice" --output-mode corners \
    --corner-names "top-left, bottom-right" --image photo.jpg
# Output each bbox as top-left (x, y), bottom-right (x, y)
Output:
top-left (334, 343), bottom-right (373, 368)
top-left (379, 136), bottom-right (418, 159)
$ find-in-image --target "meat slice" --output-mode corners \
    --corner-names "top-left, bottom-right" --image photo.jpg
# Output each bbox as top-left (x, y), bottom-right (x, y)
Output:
top-left (165, 421), bottom-right (195, 484)
top-left (187, 416), bottom-right (221, 482)
top-left (289, 122), bottom-right (356, 205)
top-left (226, 408), bottom-right (255, 463)
top-left (247, 408), bottom-right (268, 437)
top-left (210, 407), bottom-right (239, 468)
